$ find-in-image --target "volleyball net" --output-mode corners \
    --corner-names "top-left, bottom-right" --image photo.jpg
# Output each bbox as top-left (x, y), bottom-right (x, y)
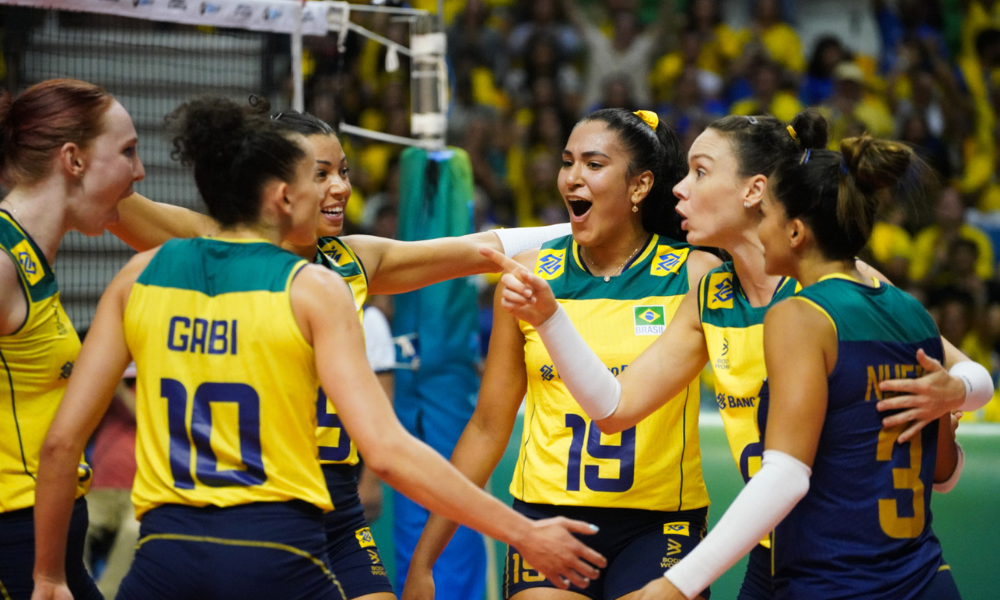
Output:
top-left (0, 0), bottom-right (447, 329)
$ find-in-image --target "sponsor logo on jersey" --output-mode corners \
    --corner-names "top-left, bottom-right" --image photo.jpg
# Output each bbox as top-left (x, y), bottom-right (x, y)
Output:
top-left (660, 556), bottom-right (680, 568)
top-left (540, 364), bottom-right (556, 381)
top-left (715, 336), bottom-right (730, 370)
top-left (536, 249), bottom-right (565, 280)
top-left (634, 305), bottom-right (665, 336)
top-left (11, 240), bottom-right (44, 286)
top-left (707, 273), bottom-right (734, 309)
top-left (666, 538), bottom-right (684, 555)
top-left (366, 548), bottom-right (381, 564)
top-left (650, 245), bottom-right (688, 277)
top-left (60, 361), bottom-right (74, 380)
top-left (718, 394), bottom-right (756, 409)
top-left (664, 522), bottom-right (690, 536)
top-left (355, 527), bottom-right (376, 548)
top-left (318, 239), bottom-right (346, 264)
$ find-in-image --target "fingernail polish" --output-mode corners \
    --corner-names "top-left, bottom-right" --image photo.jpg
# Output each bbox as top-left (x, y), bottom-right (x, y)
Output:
top-left (589, 524), bottom-right (599, 532)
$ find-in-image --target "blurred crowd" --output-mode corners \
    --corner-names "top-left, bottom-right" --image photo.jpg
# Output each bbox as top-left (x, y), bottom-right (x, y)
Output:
top-left (4, 1), bottom-right (998, 417)
top-left (301, 0), bottom-right (1000, 419)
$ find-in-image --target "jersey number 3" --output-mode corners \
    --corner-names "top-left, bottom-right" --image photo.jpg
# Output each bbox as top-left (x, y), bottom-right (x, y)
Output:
top-left (161, 379), bottom-right (267, 489)
top-left (877, 423), bottom-right (925, 539)
top-left (565, 414), bottom-right (635, 493)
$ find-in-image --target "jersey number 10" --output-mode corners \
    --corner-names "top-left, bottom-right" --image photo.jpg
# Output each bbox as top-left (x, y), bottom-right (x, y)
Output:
top-left (565, 414), bottom-right (635, 493)
top-left (161, 379), bottom-right (267, 489)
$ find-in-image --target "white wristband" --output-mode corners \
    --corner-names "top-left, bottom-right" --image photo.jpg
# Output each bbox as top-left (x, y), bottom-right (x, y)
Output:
top-left (949, 360), bottom-right (993, 412)
top-left (494, 223), bottom-right (573, 257)
top-left (535, 305), bottom-right (622, 420)
top-left (664, 450), bottom-right (811, 599)
top-left (933, 441), bottom-right (964, 494)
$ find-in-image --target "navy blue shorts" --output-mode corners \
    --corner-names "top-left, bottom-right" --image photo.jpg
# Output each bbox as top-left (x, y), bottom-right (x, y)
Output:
top-left (117, 501), bottom-right (345, 600)
top-left (505, 501), bottom-right (710, 600)
top-left (737, 543), bottom-right (774, 600)
top-left (913, 565), bottom-right (962, 600)
top-left (0, 497), bottom-right (102, 600)
top-left (323, 464), bottom-right (393, 598)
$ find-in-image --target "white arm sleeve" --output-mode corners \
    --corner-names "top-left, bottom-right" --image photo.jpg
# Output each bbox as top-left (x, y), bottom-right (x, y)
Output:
top-left (948, 360), bottom-right (994, 412)
top-left (933, 441), bottom-right (965, 494)
top-left (664, 450), bottom-right (812, 599)
top-left (534, 306), bottom-right (622, 420)
top-left (494, 223), bottom-right (573, 257)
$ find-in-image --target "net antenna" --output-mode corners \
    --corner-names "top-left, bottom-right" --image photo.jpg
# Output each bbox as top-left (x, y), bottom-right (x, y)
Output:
top-left (327, 2), bottom-right (448, 150)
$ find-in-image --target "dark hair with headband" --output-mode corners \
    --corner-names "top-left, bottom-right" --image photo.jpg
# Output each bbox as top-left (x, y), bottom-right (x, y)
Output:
top-left (580, 108), bottom-right (687, 240)
top-left (769, 135), bottom-right (931, 261)
top-left (166, 96), bottom-right (308, 227)
top-left (248, 94), bottom-right (335, 137)
top-left (708, 109), bottom-right (827, 179)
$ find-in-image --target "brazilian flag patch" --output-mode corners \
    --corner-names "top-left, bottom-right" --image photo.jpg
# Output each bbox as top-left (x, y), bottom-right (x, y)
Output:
top-left (634, 305), bottom-right (665, 336)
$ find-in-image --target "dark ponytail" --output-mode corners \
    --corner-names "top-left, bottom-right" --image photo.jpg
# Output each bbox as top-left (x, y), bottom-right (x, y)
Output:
top-left (166, 96), bottom-right (307, 227)
top-left (708, 108), bottom-right (828, 179)
top-left (580, 108), bottom-right (687, 239)
top-left (770, 135), bottom-right (928, 261)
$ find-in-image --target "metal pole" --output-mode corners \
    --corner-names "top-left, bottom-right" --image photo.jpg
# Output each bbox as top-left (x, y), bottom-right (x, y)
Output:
top-left (291, 0), bottom-right (304, 112)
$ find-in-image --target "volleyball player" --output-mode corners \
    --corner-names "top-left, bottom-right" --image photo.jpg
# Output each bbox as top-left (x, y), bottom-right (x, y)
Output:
top-left (30, 97), bottom-right (604, 600)
top-left (402, 109), bottom-right (721, 600)
top-left (104, 106), bottom-right (571, 600)
top-left (484, 110), bottom-right (990, 600)
top-left (634, 138), bottom-right (963, 600)
top-left (1, 78), bottom-right (145, 600)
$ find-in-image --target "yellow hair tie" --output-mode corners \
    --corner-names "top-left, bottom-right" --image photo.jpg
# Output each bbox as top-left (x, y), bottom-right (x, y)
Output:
top-left (633, 110), bottom-right (659, 131)
top-left (786, 124), bottom-right (799, 143)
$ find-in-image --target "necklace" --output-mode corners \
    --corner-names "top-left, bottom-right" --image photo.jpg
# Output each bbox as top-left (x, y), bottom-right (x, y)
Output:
top-left (586, 236), bottom-right (647, 282)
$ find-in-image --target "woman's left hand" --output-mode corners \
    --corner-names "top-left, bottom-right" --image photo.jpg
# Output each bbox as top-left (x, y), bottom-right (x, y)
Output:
top-left (877, 349), bottom-right (966, 443)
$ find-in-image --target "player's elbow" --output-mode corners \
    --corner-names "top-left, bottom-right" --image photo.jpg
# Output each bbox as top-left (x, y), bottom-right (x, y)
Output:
top-left (39, 431), bottom-right (80, 469)
top-left (359, 436), bottom-right (406, 483)
top-left (593, 415), bottom-right (626, 435)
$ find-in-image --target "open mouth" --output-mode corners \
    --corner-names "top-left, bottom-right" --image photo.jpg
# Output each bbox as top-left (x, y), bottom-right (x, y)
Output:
top-left (321, 206), bottom-right (344, 218)
top-left (568, 200), bottom-right (592, 217)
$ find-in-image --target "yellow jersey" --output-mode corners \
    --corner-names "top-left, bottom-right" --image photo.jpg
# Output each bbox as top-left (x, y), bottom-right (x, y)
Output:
top-left (0, 211), bottom-right (90, 512)
top-left (314, 236), bottom-right (368, 467)
top-left (698, 263), bottom-right (798, 483)
top-left (513, 235), bottom-right (708, 511)
top-left (124, 238), bottom-right (332, 518)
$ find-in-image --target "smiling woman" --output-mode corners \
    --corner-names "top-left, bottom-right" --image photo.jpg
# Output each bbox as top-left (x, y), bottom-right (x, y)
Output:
top-left (0, 78), bottom-right (144, 600)
top-left (401, 108), bottom-right (722, 600)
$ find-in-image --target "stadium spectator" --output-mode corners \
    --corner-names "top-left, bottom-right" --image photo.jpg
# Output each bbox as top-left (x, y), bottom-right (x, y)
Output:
top-left (910, 187), bottom-right (995, 285)
top-left (740, 0), bottom-right (805, 75)
top-left (730, 59), bottom-right (803, 122)
top-left (800, 35), bottom-right (850, 106)
top-left (559, 0), bottom-right (672, 112)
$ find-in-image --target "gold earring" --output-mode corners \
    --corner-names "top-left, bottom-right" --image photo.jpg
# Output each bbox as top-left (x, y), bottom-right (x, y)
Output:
top-left (632, 204), bottom-right (639, 213)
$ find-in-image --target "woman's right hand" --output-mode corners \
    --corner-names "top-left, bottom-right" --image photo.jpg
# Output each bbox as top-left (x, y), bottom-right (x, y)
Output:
top-left (400, 563), bottom-right (435, 600)
top-left (480, 248), bottom-right (559, 327)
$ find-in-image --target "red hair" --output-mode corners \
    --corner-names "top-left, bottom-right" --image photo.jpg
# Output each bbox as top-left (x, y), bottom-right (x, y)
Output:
top-left (0, 78), bottom-right (114, 186)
